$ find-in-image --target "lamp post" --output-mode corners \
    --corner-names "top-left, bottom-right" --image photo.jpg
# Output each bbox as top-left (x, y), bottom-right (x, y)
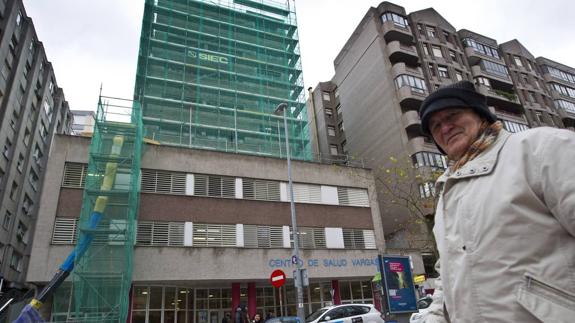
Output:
top-left (274, 103), bottom-right (305, 322)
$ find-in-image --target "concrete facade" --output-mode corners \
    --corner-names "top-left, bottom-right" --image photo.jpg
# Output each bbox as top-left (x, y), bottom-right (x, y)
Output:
top-left (27, 134), bottom-right (405, 320)
top-left (0, 0), bottom-right (71, 288)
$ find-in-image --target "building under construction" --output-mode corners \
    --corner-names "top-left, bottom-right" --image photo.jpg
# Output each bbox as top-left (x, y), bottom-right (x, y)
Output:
top-left (134, 0), bottom-right (311, 160)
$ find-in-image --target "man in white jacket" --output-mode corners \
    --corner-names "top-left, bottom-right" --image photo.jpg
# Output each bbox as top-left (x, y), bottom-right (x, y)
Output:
top-left (414, 81), bottom-right (575, 323)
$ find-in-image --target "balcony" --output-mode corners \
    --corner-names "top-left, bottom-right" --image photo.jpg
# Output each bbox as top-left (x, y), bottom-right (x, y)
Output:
top-left (401, 110), bottom-right (422, 136)
top-left (387, 41), bottom-right (419, 66)
top-left (397, 85), bottom-right (427, 111)
top-left (471, 65), bottom-right (513, 86)
top-left (464, 47), bottom-right (505, 66)
top-left (477, 85), bottom-right (522, 113)
top-left (391, 62), bottom-right (423, 79)
top-left (382, 20), bottom-right (414, 44)
top-left (405, 136), bottom-right (438, 156)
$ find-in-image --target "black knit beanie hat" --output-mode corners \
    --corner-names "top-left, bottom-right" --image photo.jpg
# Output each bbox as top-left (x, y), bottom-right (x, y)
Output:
top-left (419, 81), bottom-right (496, 136)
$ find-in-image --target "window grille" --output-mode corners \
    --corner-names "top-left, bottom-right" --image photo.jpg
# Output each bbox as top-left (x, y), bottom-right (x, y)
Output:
top-left (243, 178), bottom-right (280, 201)
top-left (363, 230), bottom-right (376, 249)
top-left (243, 225), bottom-right (284, 248)
top-left (337, 187), bottom-right (369, 207)
top-left (136, 221), bottom-right (184, 246)
top-left (52, 217), bottom-right (78, 244)
top-left (194, 174), bottom-right (235, 198)
top-left (343, 229), bottom-right (366, 249)
top-left (293, 183), bottom-right (322, 204)
top-left (296, 227), bottom-right (326, 249)
top-left (141, 169), bottom-right (186, 194)
top-left (62, 163), bottom-right (87, 188)
top-left (192, 223), bottom-right (236, 247)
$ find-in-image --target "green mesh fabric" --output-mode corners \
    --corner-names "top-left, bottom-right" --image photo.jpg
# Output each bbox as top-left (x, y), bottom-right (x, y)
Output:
top-left (134, 0), bottom-right (311, 160)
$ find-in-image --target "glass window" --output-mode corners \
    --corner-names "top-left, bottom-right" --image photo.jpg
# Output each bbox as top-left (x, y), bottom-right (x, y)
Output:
top-left (322, 92), bottom-right (331, 101)
top-left (327, 126), bottom-right (336, 136)
top-left (394, 74), bottom-right (427, 93)
top-left (428, 63), bottom-right (436, 77)
top-left (449, 50), bottom-right (457, 62)
top-left (555, 99), bottom-right (575, 113)
top-left (482, 60), bottom-right (509, 78)
top-left (514, 56), bottom-right (523, 67)
top-left (426, 26), bottom-right (437, 38)
top-left (16, 11), bottom-right (22, 26)
top-left (462, 38), bottom-right (500, 59)
top-left (432, 45), bottom-right (442, 58)
top-left (475, 76), bottom-right (491, 88)
top-left (330, 145), bottom-right (339, 155)
top-left (455, 71), bottom-right (463, 81)
top-left (422, 44), bottom-right (431, 57)
top-left (438, 66), bottom-right (449, 78)
top-left (381, 12), bottom-right (408, 28)
top-left (325, 108), bottom-right (333, 116)
top-left (3, 211), bottom-right (12, 229)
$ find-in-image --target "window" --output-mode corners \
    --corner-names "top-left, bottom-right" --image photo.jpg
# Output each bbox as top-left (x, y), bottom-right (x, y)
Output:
top-left (39, 122), bottom-right (48, 141)
top-left (33, 145), bottom-right (43, 165)
top-left (293, 183), bottom-right (322, 203)
top-left (381, 12), bottom-right (408, 28)
top-left (1, 59), bottom-right (11, 81)
top-left (243, 225), bottom-right (283, 248)
top-left (343, 229), bottom-right (374, 249)
top-left (428, 63), bottom-right (436, 77)
top-left (426, 26), bottom-right (437, 38)
top-left (10, 181), bottom-right (17, 200)
top-left (16, 11), bottom-right (22, 26)
top-left (327, 126), bottom-right (336, 136)
top-left (514, 56), bottom-right (523, 67)
top-left (194, 174), bottom-right (235, 198)
top-left (330, 145), bottom-right (339, 155)
top-left (438, 65), bottom-right (449, 78)
top-left (17, 154), bottom-right (24, 172)
top-left (62, 163), bottom-right (88, 188)
top-left (394, 74), bottom-right (427, 93)
top-left (449, 50), bottom-right (457, 62)
top-left (528, 92), bottom-right (537, 103)
top-left (192, 223), bottom-right (236, 247)
top-left (534, 111), bottom-right (543, 124)
top-left (141, 169), bottom-right (186, 194)
top-left (431, 45), bottom-right (442, 58)
top-left (3, 139), bottom-right (12, 159)
top-left (22, 194), bottom-right (33, 215)
top-left (502, 120), bottom-right (529, 133)
top-left (43, 100), bottom-right (52, 118)
top-left (242, 178), bottom-right (280, 201)
top-left (29, 169), bottom-right (39, 191)
top-left (547, 66), bottom-right (575, 85)
top-left (337, 187), bottom-right (369, 207)
top-left (334, 88), bottom-right (340, 98)
top-left (475, 76), bottom-right (491, 88)
top-left (52, 217), bottom-right (78, 244)
top-left (482, 60), bottom-right (509, 78)
top-left (322, 92), bottom-right (330, 101)
top-left (296, 227), bottom-right (326, 249)
top-left (419, 182), bottom-right (436, 198)
top-left (422, 44), bottom-right (431, 57)
top-left (136, 221), bottom-right (184, 246)
top-left (3, 211), bottom-right (12, 229)
top-left (9, 35), bottom-right (17, 54)
top-left (455, 70), bottom-right (463, 81)
top-left (16, 221), bottom-right (28, 243)
top-left (462, 38), bottom-right (500, 59)
top-left (412, 151), bottom-right (447, 169)
top-left (337, 121), bottom-right (344, 133)
top-left (442, 30), bottom-right (450, 42)
top-left (10, 252), bottom-right (22, 272)
top-left (551, 83), bottom-right (575, 99)
top-left (555, 99), bottom-right (575, 113)
top-left (325, 108), bottom-right (333, 117)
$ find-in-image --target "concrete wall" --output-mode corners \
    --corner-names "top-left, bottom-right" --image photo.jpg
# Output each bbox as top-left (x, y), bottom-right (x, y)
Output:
top-left (27, 134), bottom-right (386, 283)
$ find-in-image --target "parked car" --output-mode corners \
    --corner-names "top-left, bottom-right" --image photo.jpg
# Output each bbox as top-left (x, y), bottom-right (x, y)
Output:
top-left (306, 304), bottom-right (385, 323)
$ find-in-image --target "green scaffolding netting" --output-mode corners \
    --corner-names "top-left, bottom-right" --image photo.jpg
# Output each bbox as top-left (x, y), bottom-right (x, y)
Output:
top-left (51, 97), bottom-right (143, 322)
top-left (134, 0), bottom-right (311, 160)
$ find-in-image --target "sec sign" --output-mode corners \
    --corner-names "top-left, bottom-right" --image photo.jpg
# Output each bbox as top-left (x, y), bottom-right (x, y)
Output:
top-left (270, 269), bottom-right (286, 288)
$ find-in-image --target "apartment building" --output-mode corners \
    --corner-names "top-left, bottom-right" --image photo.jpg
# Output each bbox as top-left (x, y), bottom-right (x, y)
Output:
top-left (25, 133), bottom-right (401, 322)
top-left (310, 1), bottom-right (575, 276)
top-left (0, 0), bottom-right (72, 289)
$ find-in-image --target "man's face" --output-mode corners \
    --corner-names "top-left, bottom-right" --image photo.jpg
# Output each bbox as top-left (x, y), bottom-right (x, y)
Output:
top-left (428, 107), bottom-right (483, 160)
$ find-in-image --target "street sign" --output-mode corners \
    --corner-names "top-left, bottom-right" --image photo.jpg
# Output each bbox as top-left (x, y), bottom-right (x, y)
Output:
top-left (270, 269), bottom-right (286, 288)
top-left (291, 255), bottom-right (299, 264)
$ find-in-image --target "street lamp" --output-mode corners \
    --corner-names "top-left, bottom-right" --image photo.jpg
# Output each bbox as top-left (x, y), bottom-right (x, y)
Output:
top-left (274, 103), bottom-right (305, 322)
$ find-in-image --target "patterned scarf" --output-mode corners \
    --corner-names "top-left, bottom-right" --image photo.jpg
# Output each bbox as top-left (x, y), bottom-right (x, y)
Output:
top-left (451, 121), bottom-right (503, 172)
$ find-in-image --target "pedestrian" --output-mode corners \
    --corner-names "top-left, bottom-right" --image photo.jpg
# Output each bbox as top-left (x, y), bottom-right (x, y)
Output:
top-left (235, 306), bottom-right (248, 323)
top-left (416, 80), bottom-right (575, 322)
top-left (252, 313), bottom-right (262, 323)
top-left (264, 311), bottom-right (275, 322)
top-left (222, 312), bottom-right (231, 323)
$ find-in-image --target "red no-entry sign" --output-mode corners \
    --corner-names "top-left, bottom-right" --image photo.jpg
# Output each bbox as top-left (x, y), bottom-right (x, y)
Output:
top-left (270, 269), bottom-right (286, 288)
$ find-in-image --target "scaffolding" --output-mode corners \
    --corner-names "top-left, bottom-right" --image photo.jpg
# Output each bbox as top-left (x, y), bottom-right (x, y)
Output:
top-left (51, 96), bottom-right (143, 322)
top-left (135, 0), bottom-right (311, 160)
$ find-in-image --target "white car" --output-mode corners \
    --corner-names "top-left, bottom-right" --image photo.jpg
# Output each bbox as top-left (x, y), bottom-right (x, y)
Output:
top-left (306, 304), bottom-right (385, 323)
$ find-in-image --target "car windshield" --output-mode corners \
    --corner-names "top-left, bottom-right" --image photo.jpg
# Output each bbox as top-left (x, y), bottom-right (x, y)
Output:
top-left (305, 308), bottom-right (328, 322)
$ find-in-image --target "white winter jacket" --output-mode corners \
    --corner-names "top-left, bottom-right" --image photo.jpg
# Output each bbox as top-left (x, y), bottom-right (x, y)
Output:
top-left (422, 128), bottom-right (575, 323)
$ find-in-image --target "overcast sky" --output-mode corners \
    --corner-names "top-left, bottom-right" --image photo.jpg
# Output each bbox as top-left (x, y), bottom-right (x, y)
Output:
top-left (23, 0), bottom-right (575, 112)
